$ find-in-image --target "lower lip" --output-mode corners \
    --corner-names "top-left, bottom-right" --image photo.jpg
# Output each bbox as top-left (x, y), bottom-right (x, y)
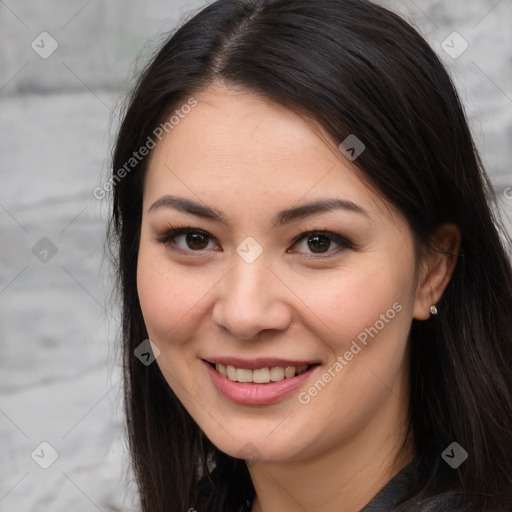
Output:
top-left (204, 361), bottom-right (319, 405)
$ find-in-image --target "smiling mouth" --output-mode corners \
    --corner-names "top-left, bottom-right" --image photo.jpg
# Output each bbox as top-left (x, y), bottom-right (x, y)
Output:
top-left (206, 361), bottom-right (320, 384)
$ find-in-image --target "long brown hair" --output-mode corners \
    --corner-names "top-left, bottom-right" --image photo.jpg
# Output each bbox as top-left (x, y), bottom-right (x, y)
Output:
top-left (108, 1), bottom-right (512, 510)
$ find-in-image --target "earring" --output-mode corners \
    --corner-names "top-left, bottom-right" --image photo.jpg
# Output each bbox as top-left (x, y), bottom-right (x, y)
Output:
top-left (430, 304), bottom-right (438, 315)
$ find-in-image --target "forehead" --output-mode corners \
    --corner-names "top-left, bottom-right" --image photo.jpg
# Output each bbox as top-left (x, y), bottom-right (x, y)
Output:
top-left (143, 84), bottom-right (393, 224)
top-left (148, 85), bottom-right (337, 172)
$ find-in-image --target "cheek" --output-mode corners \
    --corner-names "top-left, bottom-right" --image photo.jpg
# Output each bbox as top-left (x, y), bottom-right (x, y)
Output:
top-left (289, 260), bottom-right (415, 449)
top-left (295, 256), bottom-right (415, 356)
top-left (136, 244), bottom-right (209, 345)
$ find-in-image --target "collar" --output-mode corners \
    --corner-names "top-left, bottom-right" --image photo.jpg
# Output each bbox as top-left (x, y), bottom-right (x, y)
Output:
top-left (216, 456), bottom-right (422, 512)
top-left (359, 456), bottom-right (422, 511)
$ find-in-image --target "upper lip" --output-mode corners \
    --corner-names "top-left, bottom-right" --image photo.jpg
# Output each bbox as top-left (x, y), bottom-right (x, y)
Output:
top-left (203, 357), bottom-right (320, 370)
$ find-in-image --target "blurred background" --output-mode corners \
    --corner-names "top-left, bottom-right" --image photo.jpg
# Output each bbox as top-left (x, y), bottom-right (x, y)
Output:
top-left (0, 0), bottom-right (511, 510)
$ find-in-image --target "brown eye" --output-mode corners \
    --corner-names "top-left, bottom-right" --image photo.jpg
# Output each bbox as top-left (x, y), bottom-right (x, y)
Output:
top-left (305, 234), bottom-right (332, 253)
top-left (290, 230), bottom-right (354, 257)
top-left (156, 227), bottom-right (218, 252)
top-left (184, 232), bottom-right (210, 250)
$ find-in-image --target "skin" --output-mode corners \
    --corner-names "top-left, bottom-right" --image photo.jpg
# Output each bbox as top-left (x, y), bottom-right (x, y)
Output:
top-left (137, 82), bottom-right (460, 512)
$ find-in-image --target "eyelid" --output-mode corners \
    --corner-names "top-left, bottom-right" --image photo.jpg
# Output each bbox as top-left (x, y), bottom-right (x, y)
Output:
top-left (155, 225), bottom-right (219, 250)
top-left (288, 230), bottom-right (355, 255)
top-left (155, 225), bottom-right (355, 256)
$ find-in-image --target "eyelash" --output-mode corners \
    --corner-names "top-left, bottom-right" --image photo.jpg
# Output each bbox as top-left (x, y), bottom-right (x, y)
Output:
top-left (155, 223), bottom-right (356, 258)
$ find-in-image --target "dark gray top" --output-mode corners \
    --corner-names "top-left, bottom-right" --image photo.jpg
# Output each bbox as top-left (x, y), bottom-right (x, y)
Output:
top-left (237, 456), bottom-right (422, 512)
top-left (201, 455), bottom-right (428, 512)
top-left (359, 457), bottom-right (421, 511)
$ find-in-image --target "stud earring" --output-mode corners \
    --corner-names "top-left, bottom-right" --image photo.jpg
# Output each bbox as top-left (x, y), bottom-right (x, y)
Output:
top-left (430, 304), bottom-right (438, 315)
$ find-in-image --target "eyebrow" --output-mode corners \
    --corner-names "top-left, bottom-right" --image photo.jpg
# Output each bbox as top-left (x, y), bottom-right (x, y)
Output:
top-left (148, 195), bottom-right (368, 226)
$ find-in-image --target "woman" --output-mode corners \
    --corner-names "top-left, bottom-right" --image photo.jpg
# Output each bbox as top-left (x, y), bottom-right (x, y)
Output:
top-left (108, 0), bottom-right (512, 510)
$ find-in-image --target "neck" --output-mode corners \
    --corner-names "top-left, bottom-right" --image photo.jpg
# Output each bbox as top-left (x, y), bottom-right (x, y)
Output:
top-left (248, 386), bottom-right (415, 512)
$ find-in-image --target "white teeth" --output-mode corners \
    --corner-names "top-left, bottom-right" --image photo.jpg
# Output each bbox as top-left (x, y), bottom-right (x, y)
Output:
top-left (270, 366), bottom-right (285, 381)
top-left (284, 366), bottom-right (296, 379)
top-left (227, 365), bottom-right (237, 381)
top-left (236, 368), bottom-right (253, 383)
top-left (215, 363), bottom-right (310, 383)
top-left (253, 368), bottom-right (270, 383)
top-left (297, 364), bottom-right (308, 374)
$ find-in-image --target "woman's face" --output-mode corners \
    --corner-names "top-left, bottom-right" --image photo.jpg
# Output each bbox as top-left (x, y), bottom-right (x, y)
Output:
top-left (137, 83), bottom-right (422, 463)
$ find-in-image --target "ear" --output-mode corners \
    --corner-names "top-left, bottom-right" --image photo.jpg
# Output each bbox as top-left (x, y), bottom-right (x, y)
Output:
top-left (413, 223), bottom-right (461, 320)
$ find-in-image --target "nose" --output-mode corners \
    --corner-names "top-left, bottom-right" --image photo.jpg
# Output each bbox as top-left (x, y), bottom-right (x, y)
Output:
top-left (212, 257), bottom-right (292, 341)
